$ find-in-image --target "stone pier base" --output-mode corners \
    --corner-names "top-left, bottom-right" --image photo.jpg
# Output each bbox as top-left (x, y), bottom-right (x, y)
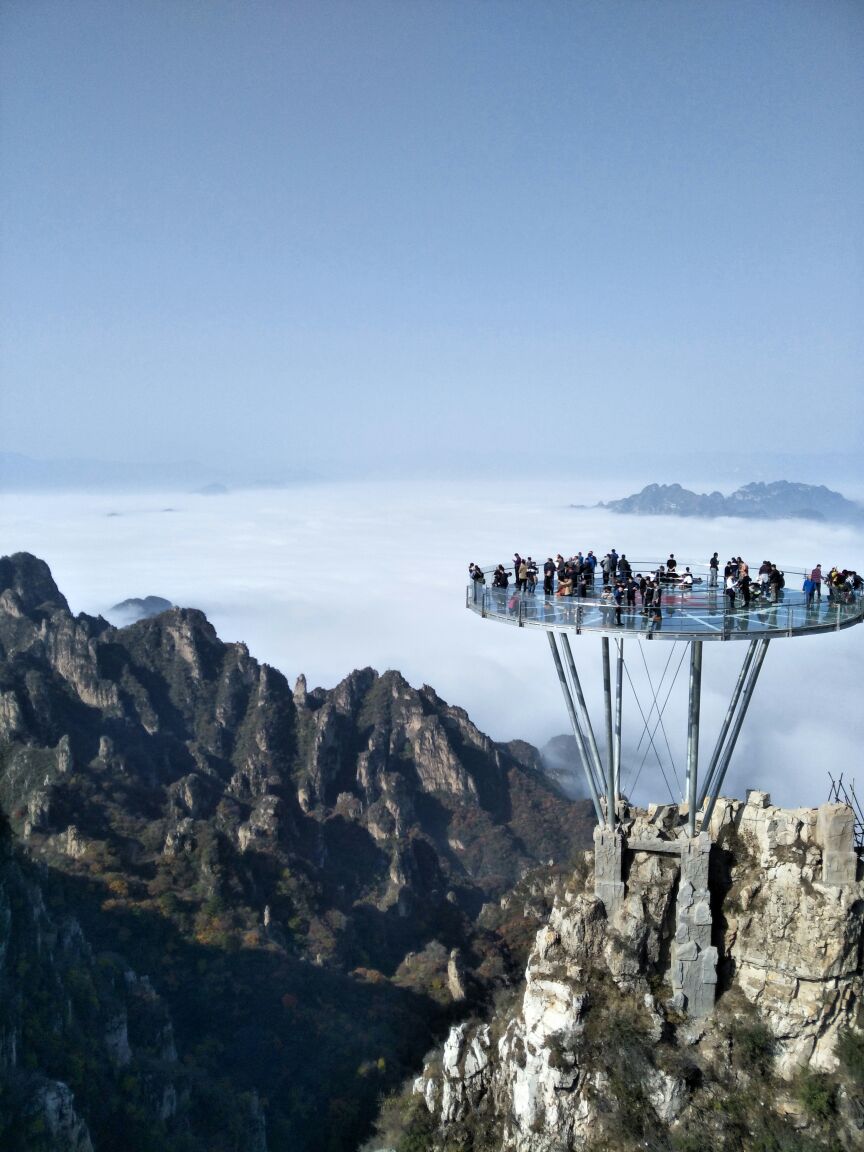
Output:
top-left (593, 825), bottom-right (624, 913)
top-left (671, 833), bottom-right (717, 1017)
top-left (592, 821), bottom-right (718, 1018)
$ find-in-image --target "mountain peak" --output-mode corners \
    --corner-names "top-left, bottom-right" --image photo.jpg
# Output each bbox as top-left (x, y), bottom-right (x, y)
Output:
top-left (0, 552), bottom-right (69, 615)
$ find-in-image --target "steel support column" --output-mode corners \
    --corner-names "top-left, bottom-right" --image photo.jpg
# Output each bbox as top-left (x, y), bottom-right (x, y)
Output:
top-left (601, 637), bottom-right (616, 828)
top-left (698, 639), bottom-right (758, 808)
top-left (686, 640), bottom-right (703, 837)
top-left (560, 634), bottom-right (604, 798)
top-left (547, 632), bottom-right (605, 825)
top-left (702, 638), bottom-right (771, 831)
top-left (614, 639), bottom-right (624, 799)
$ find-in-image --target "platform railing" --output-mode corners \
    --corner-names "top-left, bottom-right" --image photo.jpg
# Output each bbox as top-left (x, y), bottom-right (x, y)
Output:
top-left (466, 565), bottom-right (864, 641)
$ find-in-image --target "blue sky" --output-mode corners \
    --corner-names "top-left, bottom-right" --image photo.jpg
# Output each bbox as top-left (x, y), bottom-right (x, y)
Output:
top-left (2, 1), bottom-right (862, 476)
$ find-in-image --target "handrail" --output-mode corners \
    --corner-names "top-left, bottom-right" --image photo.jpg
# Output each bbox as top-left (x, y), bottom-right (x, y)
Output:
top-left (466, 566), bottom-right (864, 643)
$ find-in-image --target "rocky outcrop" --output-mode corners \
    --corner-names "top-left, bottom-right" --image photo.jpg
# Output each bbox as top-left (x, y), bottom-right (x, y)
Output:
top-left (30, 1081), bottom-right (94, 1152)
top-left (0, 832), bottom-right (196, 1152)
top-left (0, 553), bottom-right (591, 1152)
top-left (411, 793), bottom-right (864, 1151)
top-left (711, 793), bottom-right (863, 1075)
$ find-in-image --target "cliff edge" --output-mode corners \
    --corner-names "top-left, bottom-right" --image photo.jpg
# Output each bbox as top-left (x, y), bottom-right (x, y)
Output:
top-left (391, 792), bottom-right (864, 1151)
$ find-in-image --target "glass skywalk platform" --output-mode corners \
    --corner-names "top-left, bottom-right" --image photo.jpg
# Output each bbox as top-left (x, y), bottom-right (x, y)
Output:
top-left (465, 558), bottom-right (863, 838)
top-left (466, 563), bottom-right (864, 642)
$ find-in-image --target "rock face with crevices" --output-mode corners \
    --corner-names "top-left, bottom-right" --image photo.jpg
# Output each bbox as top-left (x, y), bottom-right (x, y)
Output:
top-left (713, 794), bottom-right (863, 1076)
top-left (0, 552), bottom-right (592, 1152)
top-left (408, 792), bottom-right (864, 1151)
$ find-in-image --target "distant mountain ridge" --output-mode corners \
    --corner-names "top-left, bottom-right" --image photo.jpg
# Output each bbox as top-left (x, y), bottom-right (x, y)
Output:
top-left (0, 451), bottom-right (317, 492)
top-left (598, 480), bottom-right (864, 522)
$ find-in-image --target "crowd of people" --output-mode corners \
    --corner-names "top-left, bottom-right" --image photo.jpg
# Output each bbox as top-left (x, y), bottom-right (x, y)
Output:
top-left (467, 550), bottom-right (862, 617)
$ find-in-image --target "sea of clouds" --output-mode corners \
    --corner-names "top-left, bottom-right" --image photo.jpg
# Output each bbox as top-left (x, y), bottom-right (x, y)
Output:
top-left (2, 479), bottom-right (861, 811)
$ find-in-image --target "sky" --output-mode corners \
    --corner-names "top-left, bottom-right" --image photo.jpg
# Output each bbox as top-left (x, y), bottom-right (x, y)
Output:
top-left (1, 2), bottom-right (862, 811)
top-left (2, 482), bottom-right (862, 812)
top-left (1, 1), bottom-right (863, 477)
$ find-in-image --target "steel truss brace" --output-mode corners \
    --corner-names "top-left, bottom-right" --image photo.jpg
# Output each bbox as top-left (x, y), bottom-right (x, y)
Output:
top-left (600, 637), bottom-right (625, 827)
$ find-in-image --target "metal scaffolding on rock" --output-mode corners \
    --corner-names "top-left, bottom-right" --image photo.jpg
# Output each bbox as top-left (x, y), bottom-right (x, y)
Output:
top-left (467, 561), bottom-right (864, 838)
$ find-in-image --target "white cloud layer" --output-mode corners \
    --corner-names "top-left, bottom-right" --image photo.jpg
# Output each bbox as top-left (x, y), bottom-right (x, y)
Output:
top-left (2, 480), bottom-right (861, 811)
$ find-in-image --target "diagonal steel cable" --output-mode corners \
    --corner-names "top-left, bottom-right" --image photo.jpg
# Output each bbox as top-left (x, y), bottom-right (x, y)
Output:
top-left (634, 641), bottom-right (676, 751)
top-left (622, 658), bottom-right (677, 803)
top-left (629, 641), bottom-right (688, 798)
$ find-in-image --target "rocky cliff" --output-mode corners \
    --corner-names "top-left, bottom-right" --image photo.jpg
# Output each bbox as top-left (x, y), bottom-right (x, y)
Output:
top-left (0, 553), bottom-right (591, 1151)
top-left (397, 793), bottom-right (864, 1152)
top-left (0, 820), bottom-right (269, 1152)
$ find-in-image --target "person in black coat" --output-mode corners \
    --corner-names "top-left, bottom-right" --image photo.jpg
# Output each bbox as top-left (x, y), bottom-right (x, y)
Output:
top-left (543, 558), bottom-right (556, 595)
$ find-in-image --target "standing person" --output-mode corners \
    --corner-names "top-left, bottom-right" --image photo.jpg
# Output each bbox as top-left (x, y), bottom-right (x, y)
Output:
top-left (666, 554), bottom-right (677, 575)
top-left (585, 551), bottom-right (597, 585)
top-left (708, 552), bottom-right (719, 587)
top-left (810, 564), bottom-right (823, 601)
top-left (618, 554), bottom-right (632, 579)
top-left (739, 569), bottom-right (751, 607)
top-left (525, 558), bottom-right (538, 593)
top-left (543, 557), bottom-right (556, 596)
top-left (725, 573), bottom-right (737, 612)
top-left (626, 576), bottom-right (638, 610)
top-left (514, 554), bottom-right (525, 591)
top-left (803, 575), bottom-right (815, 608)
top-left (613, 582), bottom-right (624, 625)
